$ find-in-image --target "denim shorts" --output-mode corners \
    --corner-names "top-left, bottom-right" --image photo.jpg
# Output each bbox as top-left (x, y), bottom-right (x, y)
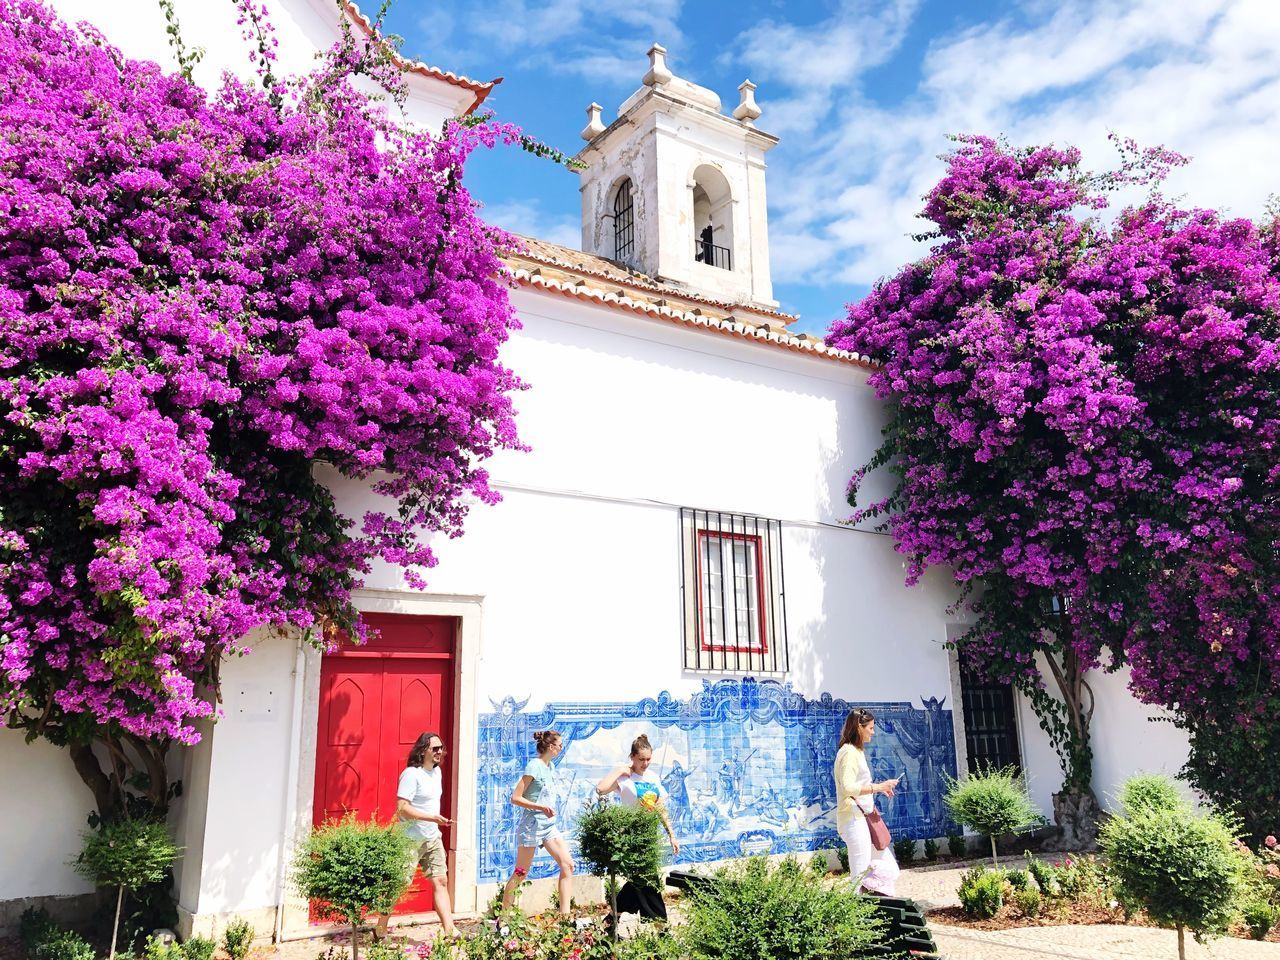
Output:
top-left (516, 812), bottom-right (561, 848)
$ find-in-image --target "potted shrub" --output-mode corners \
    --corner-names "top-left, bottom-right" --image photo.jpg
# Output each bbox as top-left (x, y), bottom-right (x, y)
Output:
top-left (74, 818), bottom-right (180, 960)
top-left (943, 767), bottom-right (1043, 866)
top-left (291, 817), bottom-right (415, 960)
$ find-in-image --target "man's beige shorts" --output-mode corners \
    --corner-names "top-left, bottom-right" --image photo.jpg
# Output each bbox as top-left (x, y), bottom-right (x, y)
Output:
top-left (408, 836), bottom-right (448, 880)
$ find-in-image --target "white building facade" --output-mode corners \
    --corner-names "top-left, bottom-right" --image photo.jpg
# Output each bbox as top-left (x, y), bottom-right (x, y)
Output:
top-left (1, 0), bottom-right (1190, 941)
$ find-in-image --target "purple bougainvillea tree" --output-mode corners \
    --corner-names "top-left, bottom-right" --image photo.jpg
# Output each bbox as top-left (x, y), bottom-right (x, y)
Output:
top-left (0, 0), bottom-right (525, 818)
top-left (830, 135), bottom-right (1279, 843)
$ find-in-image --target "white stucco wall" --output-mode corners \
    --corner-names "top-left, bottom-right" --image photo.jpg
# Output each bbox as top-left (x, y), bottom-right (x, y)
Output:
top-left (1017, 660), bottom-right (1192, 815)
top-left (0, 730), bottom-right (97, 904)
top-left (326, 286), bottom-right (960, 710)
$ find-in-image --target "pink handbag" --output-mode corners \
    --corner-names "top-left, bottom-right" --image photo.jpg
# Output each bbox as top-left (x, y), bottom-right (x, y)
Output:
top-left (866, 808), bottom-right (891, 851)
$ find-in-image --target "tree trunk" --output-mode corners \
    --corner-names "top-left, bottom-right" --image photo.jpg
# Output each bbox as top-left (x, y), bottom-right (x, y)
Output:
top-left (350, 920), bottom-right (359, 960)
top-left (989, 835), bottom-right (999, 868)
top-left (1177, 924), bottom-right (1185, 960)
top-left (109, 885), bottom-right (123, 960)
top-left (70, 742), bottom-right (119, 821)
top-left (1052, 790), bottom-right (1101, 851)
top-left (608, 870), bottom-right (619, 945)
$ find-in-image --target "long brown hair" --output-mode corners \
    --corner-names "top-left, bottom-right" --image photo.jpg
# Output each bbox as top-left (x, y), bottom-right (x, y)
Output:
top-left (839, 708), bottom-right (875, 749)
top-left (407, 731), bottom-right (440, 767)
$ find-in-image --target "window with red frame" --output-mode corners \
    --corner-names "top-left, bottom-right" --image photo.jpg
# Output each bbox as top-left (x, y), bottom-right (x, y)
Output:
top-left (679, 508), bottom-right (787, 674)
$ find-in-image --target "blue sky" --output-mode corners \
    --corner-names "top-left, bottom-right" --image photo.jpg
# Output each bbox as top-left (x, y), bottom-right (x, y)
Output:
top-left (386, 0), bottom-right (1280, 335)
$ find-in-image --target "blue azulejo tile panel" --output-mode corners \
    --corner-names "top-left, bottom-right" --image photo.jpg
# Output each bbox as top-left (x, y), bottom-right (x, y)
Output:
top-left (474, 678), bottom-right (960, 883)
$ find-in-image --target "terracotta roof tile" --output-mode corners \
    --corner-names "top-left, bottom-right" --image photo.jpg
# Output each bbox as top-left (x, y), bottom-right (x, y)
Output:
top-left (511, 236), bottom-right (801, 325)
top-left (501, 241), bottom-right (873, 370)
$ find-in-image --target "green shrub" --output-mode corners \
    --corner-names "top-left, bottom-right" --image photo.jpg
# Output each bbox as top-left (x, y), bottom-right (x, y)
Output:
top-left (1054, 855), bottom-right (1100, 900)
top-left (360, 943), bottom-right (402, 960)
top-left (616, 923), bottom-right (683, 960)
top-left (19, 907), bottom-right (59, 958)
top-left (75, 818), bottom-right (180, 960)
top-left (682, 855), bottom-right (885, 960)
top-left (947, 833), bottom-right (966, 859)
top-left (943, 767), bottom-right (1044, 867)
top-left (1004, 869), bottom-right (1030, 892)
top-left (143, 935), bottom-right (182, 960)
top-left (1012, 887), bottom-right (1042, 918)
top-left (957, 865), bottom-right (1004, 920)
top-left (923, 838), bottom-right (939, 861)
top-left (291, 817), bottom-right (415, 960)
top-left (892, 837), bottom-right (916, 865)
top-left (808, 851), bottom-right (830, 876)
top-left (1118, 773), bottom-right (1185, 817)
top-left (576, 798), bottom-right (664, 942)
top-left (1244, 900), bottom-right (1277, 941)
top-left (181, 937), bottom-right (215, 960)
top-left (221, 920), bottom-right (253, 960)
top-left (31, 932), bottom-right (94, 960)
top-left (1025, 853), bottom-right (1060, 898)
top-left (836, 846), bottom-right (849, 872)
top-left (1101, 790), bottom-right (1243, 960)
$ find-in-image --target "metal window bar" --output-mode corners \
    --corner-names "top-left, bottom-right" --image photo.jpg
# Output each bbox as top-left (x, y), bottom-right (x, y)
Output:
top-left (613, 180), bottom-right (634, 262)
top-left (695, 240), bottom-right (732, 270)
top-left (680, 508), bottom-right (786, 674)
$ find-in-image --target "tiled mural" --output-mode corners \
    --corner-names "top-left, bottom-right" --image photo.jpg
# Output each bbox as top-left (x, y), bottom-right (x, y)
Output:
top-left (475, 678), bottom-right (960, 883)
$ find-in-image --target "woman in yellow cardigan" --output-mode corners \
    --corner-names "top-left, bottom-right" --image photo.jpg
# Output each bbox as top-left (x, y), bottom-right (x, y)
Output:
top-left (834, 707), bottom-right (900, 895)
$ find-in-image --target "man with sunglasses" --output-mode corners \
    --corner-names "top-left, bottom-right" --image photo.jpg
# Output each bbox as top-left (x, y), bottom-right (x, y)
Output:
top-left (375, 731), bottom-right (455, 939)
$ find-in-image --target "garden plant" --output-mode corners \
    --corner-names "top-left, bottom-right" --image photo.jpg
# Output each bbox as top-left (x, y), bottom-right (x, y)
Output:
top-left (73, 818), bottom-right (180, 960)
top-left (943, 766), bottom-right (1043, 866)
top-left (575, 799), bottom-right (665, 946)
top-left (830, 135), bottom-right (1280, 843)
top-left (221, 920), bottom-right (253, 960)
top-left (291, 817), bottom-right (415, 960)
top-left (957, 866), bottom-right (1005, 920)
top-left (1101, 776), bottom-right (1243, 960)
top-left (680, 855), bottom-right (885, 960)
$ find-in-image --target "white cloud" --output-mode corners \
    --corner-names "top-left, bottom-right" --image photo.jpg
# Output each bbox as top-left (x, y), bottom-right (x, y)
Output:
top-left (744, 0), bottom-right (1280, 298)
top-left (424, 0), bottom-right (683, 87)
top-left (732, 0), bottom-right (919, 135)
top-left (481, 200), bottom-right (581, 249)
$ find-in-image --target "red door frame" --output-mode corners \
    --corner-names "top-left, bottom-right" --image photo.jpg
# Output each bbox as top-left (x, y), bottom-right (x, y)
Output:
top-left (312, 613), bottom-right (457, 917)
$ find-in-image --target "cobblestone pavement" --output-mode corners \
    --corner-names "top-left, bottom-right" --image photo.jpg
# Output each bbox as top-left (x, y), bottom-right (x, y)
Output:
top-left (930, 923), bottom-right (1280, 959)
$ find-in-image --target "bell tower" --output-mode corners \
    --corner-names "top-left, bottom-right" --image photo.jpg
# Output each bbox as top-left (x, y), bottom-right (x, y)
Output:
top-left (575, 45), bottom-right (779, 310)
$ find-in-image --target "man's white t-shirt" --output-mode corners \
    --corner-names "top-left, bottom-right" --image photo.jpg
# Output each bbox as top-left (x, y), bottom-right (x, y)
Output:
top-left (397, 765), bottom-right (442, 841)
top-left (616, 772), bottom-right (666, 809)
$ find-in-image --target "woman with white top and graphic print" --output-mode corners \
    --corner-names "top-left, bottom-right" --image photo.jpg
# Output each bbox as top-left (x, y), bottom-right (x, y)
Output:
top-left (595, 734), bottom-right (680, 855)
top-left (834, 708), bottom-right (900, 896)
top-left (501, 729), bottom-right (574, 915)
top-left (375, 731), bottom-right (454, 939)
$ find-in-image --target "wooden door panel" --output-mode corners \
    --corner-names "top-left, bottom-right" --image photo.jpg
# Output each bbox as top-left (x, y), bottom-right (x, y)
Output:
top-left (315, 666), bottom-right (382, 822)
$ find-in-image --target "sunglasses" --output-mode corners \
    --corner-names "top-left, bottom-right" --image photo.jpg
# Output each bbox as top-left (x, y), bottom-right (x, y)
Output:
top-left (430, 745), bottom-right (445, 753)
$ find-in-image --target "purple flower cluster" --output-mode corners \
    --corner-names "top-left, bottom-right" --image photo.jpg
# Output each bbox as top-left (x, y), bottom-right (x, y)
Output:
top-left (829, 135), bottom-right (1279, 724)
top-left (0, 0), bottom-right (523, 742)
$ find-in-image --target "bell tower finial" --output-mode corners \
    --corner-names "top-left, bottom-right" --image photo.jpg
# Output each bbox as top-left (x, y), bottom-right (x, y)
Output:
top-left (642, 43), bottom-right (673, 87)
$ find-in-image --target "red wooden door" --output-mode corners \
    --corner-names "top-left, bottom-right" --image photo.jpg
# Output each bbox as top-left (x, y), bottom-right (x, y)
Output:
top-left (313, 613), bottom-right (455, 916)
